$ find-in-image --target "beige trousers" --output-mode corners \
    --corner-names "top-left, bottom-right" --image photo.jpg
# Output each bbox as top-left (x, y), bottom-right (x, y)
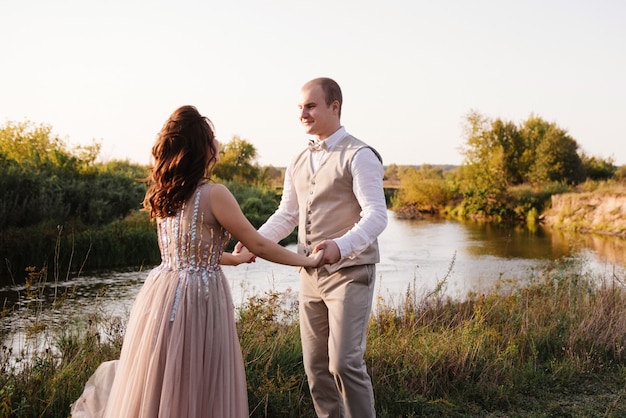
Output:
top-left (299, 264), bottom-right (376, 418)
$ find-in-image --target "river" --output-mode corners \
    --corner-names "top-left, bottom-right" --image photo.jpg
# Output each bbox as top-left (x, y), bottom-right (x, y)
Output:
top-left (2, 211), bottom-right (625, 353)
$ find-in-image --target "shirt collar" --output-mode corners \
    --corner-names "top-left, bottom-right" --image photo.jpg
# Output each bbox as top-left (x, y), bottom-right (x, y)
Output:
top-left (317, 126), bottom-right (347, 151)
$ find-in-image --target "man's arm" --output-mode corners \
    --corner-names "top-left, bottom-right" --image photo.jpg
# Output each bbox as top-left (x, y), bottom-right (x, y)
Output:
top-left (235, 161), bottom-right (299, 255)
top-left (257, 162), bottom-right (299, 242)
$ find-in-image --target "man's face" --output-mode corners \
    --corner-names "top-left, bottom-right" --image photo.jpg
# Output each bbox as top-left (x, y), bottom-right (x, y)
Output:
top-left (297, 83), bottom-right (339, 140)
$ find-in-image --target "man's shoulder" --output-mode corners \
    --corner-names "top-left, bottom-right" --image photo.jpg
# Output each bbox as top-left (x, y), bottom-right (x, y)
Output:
top-left (341, 135), bottom-right (382, 163)
top-left (342, 134), bottom-right (368, 147)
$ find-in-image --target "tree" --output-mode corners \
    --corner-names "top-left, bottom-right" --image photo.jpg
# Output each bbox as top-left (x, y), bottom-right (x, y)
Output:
top-left (212, 136), bottom-right (262, 184)
top-left (461, 112), bottom-right (587, 187)
top-left (394, 165), bottom-right (451, 214)
top-left (580, 153), bottom-right (617, 181)
top-left (0, 120), bottom-right (100, 173)
top-left (518, 114), bottom-right (552, 180)
top-left (263, 165), bottom-right (285, 188)
top-left (459, 110), bottom-right (509, 216)
top-left (528, 126), bottom-right (584, 184)
top-left (384, 163), bottom-right (401, 185)
top-left (491, 119), bottom-right (525, 185)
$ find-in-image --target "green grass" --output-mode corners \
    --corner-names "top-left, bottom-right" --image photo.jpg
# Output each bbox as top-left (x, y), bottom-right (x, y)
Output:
top-left (2, 257), bottom-right (626, 417)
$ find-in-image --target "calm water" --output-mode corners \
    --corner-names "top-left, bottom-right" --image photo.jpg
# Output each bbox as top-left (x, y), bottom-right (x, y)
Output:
top-left (2, 211), bottom-right (625, 351)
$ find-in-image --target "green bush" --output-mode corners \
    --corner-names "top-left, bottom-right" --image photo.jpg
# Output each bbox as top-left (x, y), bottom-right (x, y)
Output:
top-left (0, 121), bottom-right (148, 230)
top-left (223, 180), bottom-right (297, 247)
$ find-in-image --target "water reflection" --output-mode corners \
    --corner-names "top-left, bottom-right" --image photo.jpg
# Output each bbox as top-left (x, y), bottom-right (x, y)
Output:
top-left (548, 227), bottom-right (626, 265)
top-left (461, 222), bottom-right (571, 260)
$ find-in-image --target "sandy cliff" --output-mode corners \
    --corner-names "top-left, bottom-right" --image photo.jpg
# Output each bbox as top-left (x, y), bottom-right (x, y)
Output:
top-left (541, 192), bottom-right (626, 237)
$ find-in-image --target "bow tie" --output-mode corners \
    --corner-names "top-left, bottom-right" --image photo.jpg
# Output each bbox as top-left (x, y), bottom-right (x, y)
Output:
top-left (308, 140), bottom-right (326, 152)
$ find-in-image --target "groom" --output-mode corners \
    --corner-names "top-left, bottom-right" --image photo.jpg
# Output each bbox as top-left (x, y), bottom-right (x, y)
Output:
top-left (239, 77), bottom-right (387, 417)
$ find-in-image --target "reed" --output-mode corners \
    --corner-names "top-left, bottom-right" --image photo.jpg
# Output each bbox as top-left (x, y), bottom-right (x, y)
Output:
top-left (1, 257), bottom-right (626, 417)
top-left (1, 211), bottom-right (159, 285)
top-left (0, 272), bottom-right (123, 417)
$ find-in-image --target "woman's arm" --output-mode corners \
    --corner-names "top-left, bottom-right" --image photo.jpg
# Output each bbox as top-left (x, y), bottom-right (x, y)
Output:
top-left (210, 184), bottom-right (322, 267)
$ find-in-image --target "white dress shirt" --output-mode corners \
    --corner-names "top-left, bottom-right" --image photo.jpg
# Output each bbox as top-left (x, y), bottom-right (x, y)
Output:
top-left (258, 127), bottom-right (388, 260)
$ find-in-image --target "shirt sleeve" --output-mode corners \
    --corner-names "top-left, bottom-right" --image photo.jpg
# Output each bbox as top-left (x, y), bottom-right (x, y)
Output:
top-left (333, 147), bottom-right (388, 259)
top-left (257, 161), bottom-right (299, 242)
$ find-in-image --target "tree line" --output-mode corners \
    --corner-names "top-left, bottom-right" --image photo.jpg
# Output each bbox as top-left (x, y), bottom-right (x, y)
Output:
top-left (0, 121), bottom-right (285, 284)
top-left (1, 112), bottom-right (622, 282)
top-left (390, 111), bottom-right (622, 221)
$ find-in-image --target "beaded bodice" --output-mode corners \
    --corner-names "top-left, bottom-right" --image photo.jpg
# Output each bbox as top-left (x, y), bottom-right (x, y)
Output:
top-left (151, 185), bottom-right (230, 322)
top-left (156, 185), bottom-right (230, 271)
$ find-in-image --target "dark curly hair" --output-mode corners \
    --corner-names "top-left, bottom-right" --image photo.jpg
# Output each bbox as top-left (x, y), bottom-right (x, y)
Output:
top-left (143, 105), bottom-right (219, 219)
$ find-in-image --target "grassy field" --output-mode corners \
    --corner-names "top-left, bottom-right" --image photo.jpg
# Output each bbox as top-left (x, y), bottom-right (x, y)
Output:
top-left (1, 257), bottom-right (626, 417)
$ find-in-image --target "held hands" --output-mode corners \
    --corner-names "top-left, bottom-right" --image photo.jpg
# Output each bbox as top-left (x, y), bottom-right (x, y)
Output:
top-left (233, 241), bottom-right (257, 263)
top-left (233, 240), bottom-right (330, 269)
top-left (308, 248), bottom-right (325, 268)
top-left (312, 240), bottom-right (341, 265)
top-left (230, 246), bottom-right (256, 265)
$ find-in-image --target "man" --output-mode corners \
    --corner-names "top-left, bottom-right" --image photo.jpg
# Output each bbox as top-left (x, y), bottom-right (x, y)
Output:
top-left (239, 77), bottom-right (387, 417)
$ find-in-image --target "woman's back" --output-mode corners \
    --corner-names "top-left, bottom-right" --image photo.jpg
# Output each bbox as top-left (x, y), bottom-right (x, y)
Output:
top-left (156, 183), bottom-right (229, 271)
top-left (73, 183), bottom-right (249, 418)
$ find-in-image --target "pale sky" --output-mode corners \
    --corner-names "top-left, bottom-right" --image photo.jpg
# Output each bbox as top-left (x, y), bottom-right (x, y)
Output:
top-left (1, 0), bottom-right (625, 167)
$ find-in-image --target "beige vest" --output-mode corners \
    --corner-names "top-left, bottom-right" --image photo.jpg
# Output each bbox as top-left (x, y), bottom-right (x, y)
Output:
top-left (292, 135), bottom-right (382, 272)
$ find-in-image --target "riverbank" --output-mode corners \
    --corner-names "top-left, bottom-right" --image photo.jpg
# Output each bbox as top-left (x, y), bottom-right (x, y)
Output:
top-left (542, 188), bottom-right (626, 237)
top-left (2, 257), bottom-right (625, 417)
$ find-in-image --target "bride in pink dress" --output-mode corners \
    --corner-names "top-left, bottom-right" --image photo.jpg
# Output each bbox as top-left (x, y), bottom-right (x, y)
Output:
top-left (71, 105), bottom-right (323, 417)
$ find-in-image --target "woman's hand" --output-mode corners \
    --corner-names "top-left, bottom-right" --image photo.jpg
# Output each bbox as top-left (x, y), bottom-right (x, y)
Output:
top-left (308, 249), bottom-right (325, 268)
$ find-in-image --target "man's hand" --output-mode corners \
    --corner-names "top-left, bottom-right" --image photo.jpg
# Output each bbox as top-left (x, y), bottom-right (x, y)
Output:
top-left (232, 246), bottom-right (256, 265)
top-left (221, 246), bottom-right (256, 266)
top-left (313, 240), bottom-right (341, 264)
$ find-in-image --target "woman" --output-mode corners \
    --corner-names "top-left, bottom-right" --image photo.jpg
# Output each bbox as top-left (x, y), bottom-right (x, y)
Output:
top-left (71, 105), bottom-right (323, 417)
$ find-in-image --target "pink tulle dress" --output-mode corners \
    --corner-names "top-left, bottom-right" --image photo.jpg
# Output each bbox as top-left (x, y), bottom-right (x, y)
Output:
top-left (71, 183), bottom-right (248, 417)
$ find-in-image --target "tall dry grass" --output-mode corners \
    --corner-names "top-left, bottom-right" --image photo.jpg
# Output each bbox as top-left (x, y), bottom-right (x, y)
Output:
top-left (1, 257), bottom-right (626, 417)
top-left (368, 257), bottom-right (626, 416)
